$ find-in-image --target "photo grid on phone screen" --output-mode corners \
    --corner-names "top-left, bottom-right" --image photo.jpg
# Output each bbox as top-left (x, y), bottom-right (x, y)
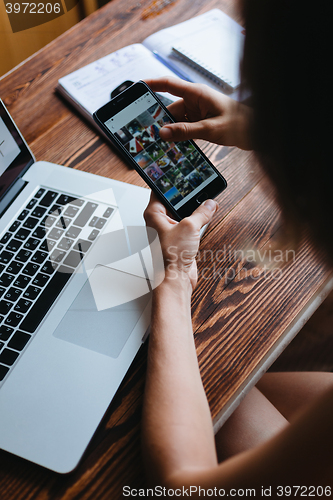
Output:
top-left (114, 103), bottom-right (215, 207)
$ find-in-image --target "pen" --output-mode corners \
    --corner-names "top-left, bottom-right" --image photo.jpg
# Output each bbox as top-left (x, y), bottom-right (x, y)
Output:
top-left (152, 50), bottom-right (194, 82)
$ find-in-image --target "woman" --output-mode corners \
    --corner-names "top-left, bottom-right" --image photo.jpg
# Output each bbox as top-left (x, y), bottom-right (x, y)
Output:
top-left (142, 0), bottom-right (333, 492)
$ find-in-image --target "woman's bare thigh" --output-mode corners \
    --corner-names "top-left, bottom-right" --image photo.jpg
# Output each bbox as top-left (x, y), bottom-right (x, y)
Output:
top-left (256, 371), bottom-right (333, 420)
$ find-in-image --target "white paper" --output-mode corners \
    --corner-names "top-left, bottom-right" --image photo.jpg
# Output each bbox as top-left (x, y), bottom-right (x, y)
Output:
top-left (143, 9), bottom-right (244, 98)
top-left (58, 44), bottom-right (176, 116)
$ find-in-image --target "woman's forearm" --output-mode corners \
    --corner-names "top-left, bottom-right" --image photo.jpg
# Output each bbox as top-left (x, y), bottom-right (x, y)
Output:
top-left (141, 275), bottom-right (217, 483)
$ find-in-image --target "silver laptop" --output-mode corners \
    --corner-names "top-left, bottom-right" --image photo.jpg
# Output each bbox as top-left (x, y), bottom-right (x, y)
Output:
top-left (0, 99), bottom-right (155, 472)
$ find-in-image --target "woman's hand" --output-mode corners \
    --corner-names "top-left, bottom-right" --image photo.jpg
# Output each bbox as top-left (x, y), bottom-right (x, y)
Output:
top-left (145, 76), bottom-right (253, 150)
top-left (144, 192), bottom-right (218, 291)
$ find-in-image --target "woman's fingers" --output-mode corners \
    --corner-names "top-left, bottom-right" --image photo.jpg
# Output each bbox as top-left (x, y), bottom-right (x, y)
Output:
top-left (144, 192), bottom-right (175, 230)
top-left (165, 99), bottom-right (187, 121)
top-left (144, 76), bottom-right (194, 99)
top-left (159, 119), bottom-right (212, 142)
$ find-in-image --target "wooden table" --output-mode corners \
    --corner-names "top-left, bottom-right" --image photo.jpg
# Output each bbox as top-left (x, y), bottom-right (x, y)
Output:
top-left (1, 0), bottom-right (332, 497)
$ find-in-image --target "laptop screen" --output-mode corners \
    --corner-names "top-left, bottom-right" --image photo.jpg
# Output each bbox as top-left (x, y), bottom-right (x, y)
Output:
top-left (0, 100), bottom-right (34, 202)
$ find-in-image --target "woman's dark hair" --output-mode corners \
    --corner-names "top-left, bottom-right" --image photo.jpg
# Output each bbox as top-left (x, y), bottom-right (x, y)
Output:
top-left (242, 0), bottom-right (333, 262)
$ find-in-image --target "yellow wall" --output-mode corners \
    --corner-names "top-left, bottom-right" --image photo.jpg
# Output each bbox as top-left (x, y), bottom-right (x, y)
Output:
top-left (0, 0), bottom-right (98, 77)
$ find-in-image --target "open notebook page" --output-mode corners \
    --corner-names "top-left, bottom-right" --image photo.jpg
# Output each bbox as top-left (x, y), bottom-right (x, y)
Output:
top-left (57, 44), bottom-right (176, 118)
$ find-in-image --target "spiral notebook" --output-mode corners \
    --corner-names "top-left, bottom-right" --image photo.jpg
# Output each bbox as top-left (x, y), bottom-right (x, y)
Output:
top-left (172, 12), bottom-right (245, 92)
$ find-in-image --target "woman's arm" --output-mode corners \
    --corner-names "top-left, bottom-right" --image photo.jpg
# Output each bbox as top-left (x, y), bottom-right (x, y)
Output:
top-left (142, 194), bottom-right (333, 492)
top-left (142, 195), bottom-right (219, 482)
top-left (142, 277), bottom-right (218, 482)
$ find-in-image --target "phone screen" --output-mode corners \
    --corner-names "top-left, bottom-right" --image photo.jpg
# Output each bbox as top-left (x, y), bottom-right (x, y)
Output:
top-left (103, 91), bottom-right (219, 211)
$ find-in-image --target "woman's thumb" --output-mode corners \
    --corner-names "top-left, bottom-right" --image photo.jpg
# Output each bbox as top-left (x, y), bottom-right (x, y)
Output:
top-left (184, 199), bottom-right (218, 232)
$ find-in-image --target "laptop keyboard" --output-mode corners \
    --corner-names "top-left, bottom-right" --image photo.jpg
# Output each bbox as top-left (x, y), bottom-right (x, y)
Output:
top-left (0, 188), bottom-right (115, 384)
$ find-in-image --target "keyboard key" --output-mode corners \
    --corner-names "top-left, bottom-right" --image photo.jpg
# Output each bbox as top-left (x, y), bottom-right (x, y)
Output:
top-left (74, 239), bottom-right (92, 253)
top-left (23, 217), bottom-right (39, 230)
top-left (31, 206), bottom-right (47, 218)
top-left (0, 326), bottom-right (14, 341)
top-left (24, 238), bottom-right (40, 251)
top-left (17, 209), bottom-right (29, 221)
top-left (70, 198), bottom-right (85, 207)
top-left (89, 216), bottom-right (98, 227)
top-left (5, 312), bottom-right (24, 328)
top-left (7, 261), bottom-right (24, 275)
top-left (23, 286), bottom-right (41, 300)
top-left (57, 237), bottom-right (74, 251)
top-left (0, 250), bottom-right (14, 264)
top-left (0, 287), bottom-right (5, 298)
top-left (13, 275), bottom-right (31, 289)
top-left (22, 262), bottom-right (39, 276)
top-left (15, 228), bottom-right (30, 241)
top-left (0, 232), bottom-right (11, 244)
top-left (42, 215), bottom-right (56, 228)
top-left (47, 228), bottom-right (64, 241)
top-left (63, 206), bottom-right (79, 218)
top-left (0, 264), bottom-right (5, 274)
top-left (0, 273), bottom-right (15, 287)
top-left (8, 331), bottom-right (31, 351)
top-left (31, 251), bottom-right (48, 264)
top-left (39, 239), bottom-right (56, 252)
top-left (58, 265), bottom-right (74, 274)
top-left (20, 271), bottom-right (71, 334)
top-left (39, 190), bottom-right (58, 207)
top-left (35, 188), bottom-right (46, 198)
top-left (0, 300), bottom-right (13, 315)
top-left (6, 239), bottom-right (23, 252)
top-left (48, 204), bottom-right (61, 215)
top-left (0, 364), bottom-right (10, 381)
top-left (56, 217), bottom-right (71, 230)
top-left (74, 202), bottom-right (98, 227)
top-left (65, 226), bottom-right (81, 239)
top-left (57, 194), bottom-right (76, 205)
top-left (63, 251), bottom-right (82, 268)
top-left (32, 273), bottom-right (50, 287)
top-left (8, 220), bottom-right (20, 232)
top-left (0, 342), bottom-right (4, 351)
top-left (95, 218), bottom-right (107, 230)
top-left (4, 287), bottom-right (22, 302)
top-left (0, 348), bottom-right (19, 365)
top-left (103, 207), bottom-right (114, 218)
top-left (16, 249), bottom-right (32, 262)
top-left (41, 260), bottom-right (56, 275)
top-left (14, 299), bottom-right (32, 314)
top-left (50, 249), bottom-right (66, 263)
top-left (26, 198), bottom-right (38, 210)
top-left (32, 226), bottom-right (47, 239)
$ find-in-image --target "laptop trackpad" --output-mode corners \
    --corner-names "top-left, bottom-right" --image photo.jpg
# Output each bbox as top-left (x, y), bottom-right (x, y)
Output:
top-left (53, 265), bottom-right (151, 358)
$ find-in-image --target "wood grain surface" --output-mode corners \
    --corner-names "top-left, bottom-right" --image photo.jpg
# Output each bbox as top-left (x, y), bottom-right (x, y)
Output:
top-left (0, 0), bottom-right (330, 498)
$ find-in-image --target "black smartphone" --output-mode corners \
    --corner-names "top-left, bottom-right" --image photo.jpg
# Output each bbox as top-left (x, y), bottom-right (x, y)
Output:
top-left (93, 81), bottom-right (227, 220)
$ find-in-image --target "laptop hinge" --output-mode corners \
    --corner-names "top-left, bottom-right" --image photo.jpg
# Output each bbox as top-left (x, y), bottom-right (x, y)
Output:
top-left (0, 178), bottom-right (28, 218)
